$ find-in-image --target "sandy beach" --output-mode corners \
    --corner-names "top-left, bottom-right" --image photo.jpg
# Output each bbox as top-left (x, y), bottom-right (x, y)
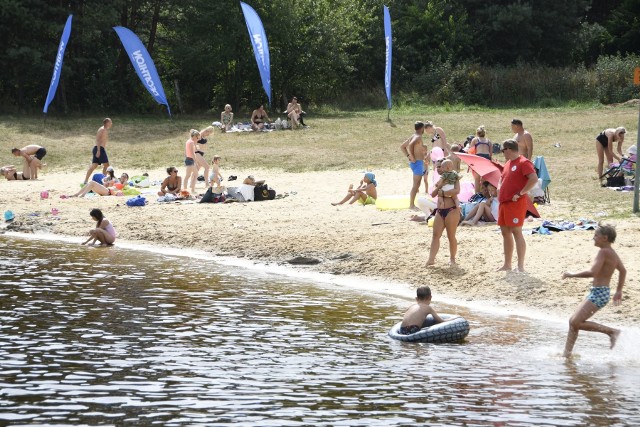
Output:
top-left (1, 166), bottom-right (638, 326)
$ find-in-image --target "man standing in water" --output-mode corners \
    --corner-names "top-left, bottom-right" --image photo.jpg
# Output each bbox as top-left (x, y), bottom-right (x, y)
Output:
top-left (562, 224), bottom-right (626, 357)
top-left (510, 119), bottom-right (533, 160)
top-left (83, 118), bottom-right (112, 185)
top-left (400, 121), bottom-right (426, 210)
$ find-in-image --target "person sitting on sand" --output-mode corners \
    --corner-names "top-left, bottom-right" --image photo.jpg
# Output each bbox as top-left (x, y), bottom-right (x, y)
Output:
top-left (561, 224), bottom-right (626, 357)
top-left (81, 208), bottom-right (117, 246)
top-left (102, 166), bottom-right (116, 187)
top-left (251, 105), bottom-right (270, 131)
top-left (331, 172), bottom-right (378, 206)
top-left (1, 164), bottom-right (31, 181)
top-left (400, 286), bottom-right (454, 334)
top-left (158, 167), bottom-right (182, 196)
top-left (461, 181), bottom-right (498, 226)
top-left (71, 173), bottom-right (129, 198)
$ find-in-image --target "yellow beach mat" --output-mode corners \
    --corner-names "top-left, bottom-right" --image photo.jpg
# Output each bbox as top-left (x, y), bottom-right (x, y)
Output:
top-left (376, 195), bottom-right (410, 210)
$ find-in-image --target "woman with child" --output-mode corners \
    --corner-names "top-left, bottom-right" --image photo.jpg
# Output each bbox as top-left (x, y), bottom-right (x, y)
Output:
top-left (426, 159), bottom-right (461, 267)
top-left (461, 181), bottom-right (499, 226)
top-left (594, 127), bottom-right (626, 179)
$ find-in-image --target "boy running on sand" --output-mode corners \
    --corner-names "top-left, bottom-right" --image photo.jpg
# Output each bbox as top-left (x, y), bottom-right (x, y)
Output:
top-left (562, 224), bottom-right (626, 357)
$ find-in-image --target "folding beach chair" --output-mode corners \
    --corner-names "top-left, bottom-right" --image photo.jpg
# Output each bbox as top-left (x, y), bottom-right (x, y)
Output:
top-left (600, 157), bottom-right (636, 187)
top-left (533, 156), bottom-right (551, 204)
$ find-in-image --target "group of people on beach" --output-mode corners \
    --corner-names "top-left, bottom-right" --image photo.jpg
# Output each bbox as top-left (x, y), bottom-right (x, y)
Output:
top-left (395, 117), bottom-right (628, 357)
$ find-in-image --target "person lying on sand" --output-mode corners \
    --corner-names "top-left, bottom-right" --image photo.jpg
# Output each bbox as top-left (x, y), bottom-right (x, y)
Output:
top-left (71, 173), bottom-right (129, 198)
top-left (1, 164), bottom-right (31, 181)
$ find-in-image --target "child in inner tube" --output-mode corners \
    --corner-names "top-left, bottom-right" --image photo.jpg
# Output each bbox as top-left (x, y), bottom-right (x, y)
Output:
top-left (400, 286), bottom-right (456, 334)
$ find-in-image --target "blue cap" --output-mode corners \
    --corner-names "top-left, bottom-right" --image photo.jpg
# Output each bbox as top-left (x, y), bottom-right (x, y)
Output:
top-left (4, 210), bottom-right (15, 221)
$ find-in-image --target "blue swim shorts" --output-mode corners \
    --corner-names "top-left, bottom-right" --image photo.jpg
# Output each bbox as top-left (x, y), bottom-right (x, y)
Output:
top-left (586, 286), bottom-right (610, 309)
top-left (409, 160), bottom-right (425, 176)
top-left (185, 157), bottom-right (195, 166)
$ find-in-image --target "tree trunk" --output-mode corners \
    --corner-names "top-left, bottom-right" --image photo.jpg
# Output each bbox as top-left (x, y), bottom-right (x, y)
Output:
top-left (147, 0), bottom-right (161, 54)
top-left (174, 79), bottom-right (184, 114)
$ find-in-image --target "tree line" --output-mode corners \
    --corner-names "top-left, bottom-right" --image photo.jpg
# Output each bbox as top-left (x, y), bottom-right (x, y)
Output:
top-left (1, 0), bottom-right (638, 115)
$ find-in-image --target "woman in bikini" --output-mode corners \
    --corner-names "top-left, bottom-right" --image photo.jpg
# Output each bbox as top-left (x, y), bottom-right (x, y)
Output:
top-left (251, 105), bottom-right (270, 131)
top-left (595, 127), bottom-right (626, 180)
top-left (158, 166), bottom-right (182, 196)
top-left (183, 129), bottom-right (199, 194)
top-left (426, 158), bottom-right (461, 267)
top-left (1, 164), bottom-right (31, 181)
top-left (195, 126), bottom-right (214, 187)
top-left (220, 104), bottom-right (234, 132)
top-left (467, 125), bottom-right (493, 190)
top-left (71, 173), bottom-right (129, 198)
top-left (81, 208), bottom-right (117, 246)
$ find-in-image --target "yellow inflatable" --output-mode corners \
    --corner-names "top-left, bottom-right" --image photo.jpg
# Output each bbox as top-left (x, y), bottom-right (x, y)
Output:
top-left (376, 195), bottom-right (410, 210)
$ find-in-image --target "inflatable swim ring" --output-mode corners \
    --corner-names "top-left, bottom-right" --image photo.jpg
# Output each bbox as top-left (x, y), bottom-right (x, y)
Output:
top-left (388, 314), bottom-right (470, 343)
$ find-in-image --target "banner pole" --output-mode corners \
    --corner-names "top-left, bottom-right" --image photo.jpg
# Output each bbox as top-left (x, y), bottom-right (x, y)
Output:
top-left (633, 99), bottom-right (639, 213)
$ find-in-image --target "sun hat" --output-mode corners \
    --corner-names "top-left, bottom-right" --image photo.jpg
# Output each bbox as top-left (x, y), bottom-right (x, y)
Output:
top-left (4, 210), bottom-right (15, 221)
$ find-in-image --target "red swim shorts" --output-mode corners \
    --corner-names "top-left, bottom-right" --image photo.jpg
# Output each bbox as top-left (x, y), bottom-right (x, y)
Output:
top-left (498, 197), bottom-right (527, 227)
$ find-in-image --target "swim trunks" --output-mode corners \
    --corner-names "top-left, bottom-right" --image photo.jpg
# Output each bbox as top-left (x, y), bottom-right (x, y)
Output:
top-left (409, 160), bottom-right (426, 176)
top-left (92, 146), bottom-right (109, 165)
top-left (185, 157), bottom-right (195, 166)
top-left (399, 325), bottom-right (421, 335)
top-left (35, 147), bottom-right (47, 160)
top-left (586, 286), bottom-right (610, 309)
top-left (476, 153), bottom-right (491, 160)
top-left (596, 132), bottom-right (608, 148)
top-left (497, 196), bottom-right (527, 227)
top-left (358, 195), bottom-right (376, 205)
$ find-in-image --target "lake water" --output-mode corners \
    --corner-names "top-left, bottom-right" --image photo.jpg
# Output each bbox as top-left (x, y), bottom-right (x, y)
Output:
top-left (1, 235), bottom-right (639, 426)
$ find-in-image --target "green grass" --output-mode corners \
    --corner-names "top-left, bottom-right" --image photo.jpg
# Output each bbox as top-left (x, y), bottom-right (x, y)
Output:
top-left (1, 103), bottom-right (638, 216)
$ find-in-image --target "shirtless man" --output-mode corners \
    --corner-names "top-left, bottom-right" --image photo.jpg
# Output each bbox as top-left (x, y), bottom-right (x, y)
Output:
top-left (11, 145), bottom-right (46, 178)
top-left (83, 118), bottom-right (112, 185)
top-left (399, 286), bottom-right (447, 335)
top-left (400, 121), bottom-right (426, 210)
top-left (561, 224), bottom-right (626, 357)
top-left (510, 119), bottom-right (533, 160)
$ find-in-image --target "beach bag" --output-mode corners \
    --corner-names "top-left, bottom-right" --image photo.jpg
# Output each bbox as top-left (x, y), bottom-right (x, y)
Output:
top-left (126, 195), bottom-right (146, 207)
top-left (254, 184), bottom-right (275, 201)
top-left (200, 187), bottom-right (223, 203)
top-left (606, 175), bottom-right (625, 187)
top-left (492, 142), bottom-right (501, 154)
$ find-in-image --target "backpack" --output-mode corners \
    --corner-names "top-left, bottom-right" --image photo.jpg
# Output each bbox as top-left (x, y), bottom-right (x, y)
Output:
top-left (200, 187), bottom-right (225, 203)
top-left (126, 195), bottom-right (146, 207)
top-left (253, 184), bottom-right (276, 201)
top-left (492, 142), bottom-right (501, 154)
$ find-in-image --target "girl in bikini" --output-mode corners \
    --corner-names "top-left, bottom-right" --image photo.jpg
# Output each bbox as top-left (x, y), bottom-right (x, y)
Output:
top-left (195, 126), bottom-right (214, 187)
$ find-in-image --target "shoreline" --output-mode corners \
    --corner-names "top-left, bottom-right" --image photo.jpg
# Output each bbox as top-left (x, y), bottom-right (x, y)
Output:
top-left (2, 230), bottom-right (573, 327)
top-left (1, 168), bottom-right (638, 328)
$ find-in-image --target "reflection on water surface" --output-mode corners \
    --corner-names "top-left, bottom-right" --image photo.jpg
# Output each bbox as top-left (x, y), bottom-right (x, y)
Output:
top-left (0, 236), bottom-right (639, 425)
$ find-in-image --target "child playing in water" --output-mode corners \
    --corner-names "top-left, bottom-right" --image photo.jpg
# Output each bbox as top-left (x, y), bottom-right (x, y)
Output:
top-left (331, 172), bottom-right (377, 206)
top-left (561, 224), bottom-right (626, 357)
top-left (81, 208), bottom-right (117, 246)
top-left (436, 159), bottom-right (461, 208)
top-left (400, 286), bottom-right (448, 334)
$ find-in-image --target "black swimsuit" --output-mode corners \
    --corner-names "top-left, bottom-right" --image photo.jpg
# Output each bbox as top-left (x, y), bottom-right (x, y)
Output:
top-left (596, 131), bottom-right (608, 148)
top-left (13, 172), bottom-right (28, 181)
